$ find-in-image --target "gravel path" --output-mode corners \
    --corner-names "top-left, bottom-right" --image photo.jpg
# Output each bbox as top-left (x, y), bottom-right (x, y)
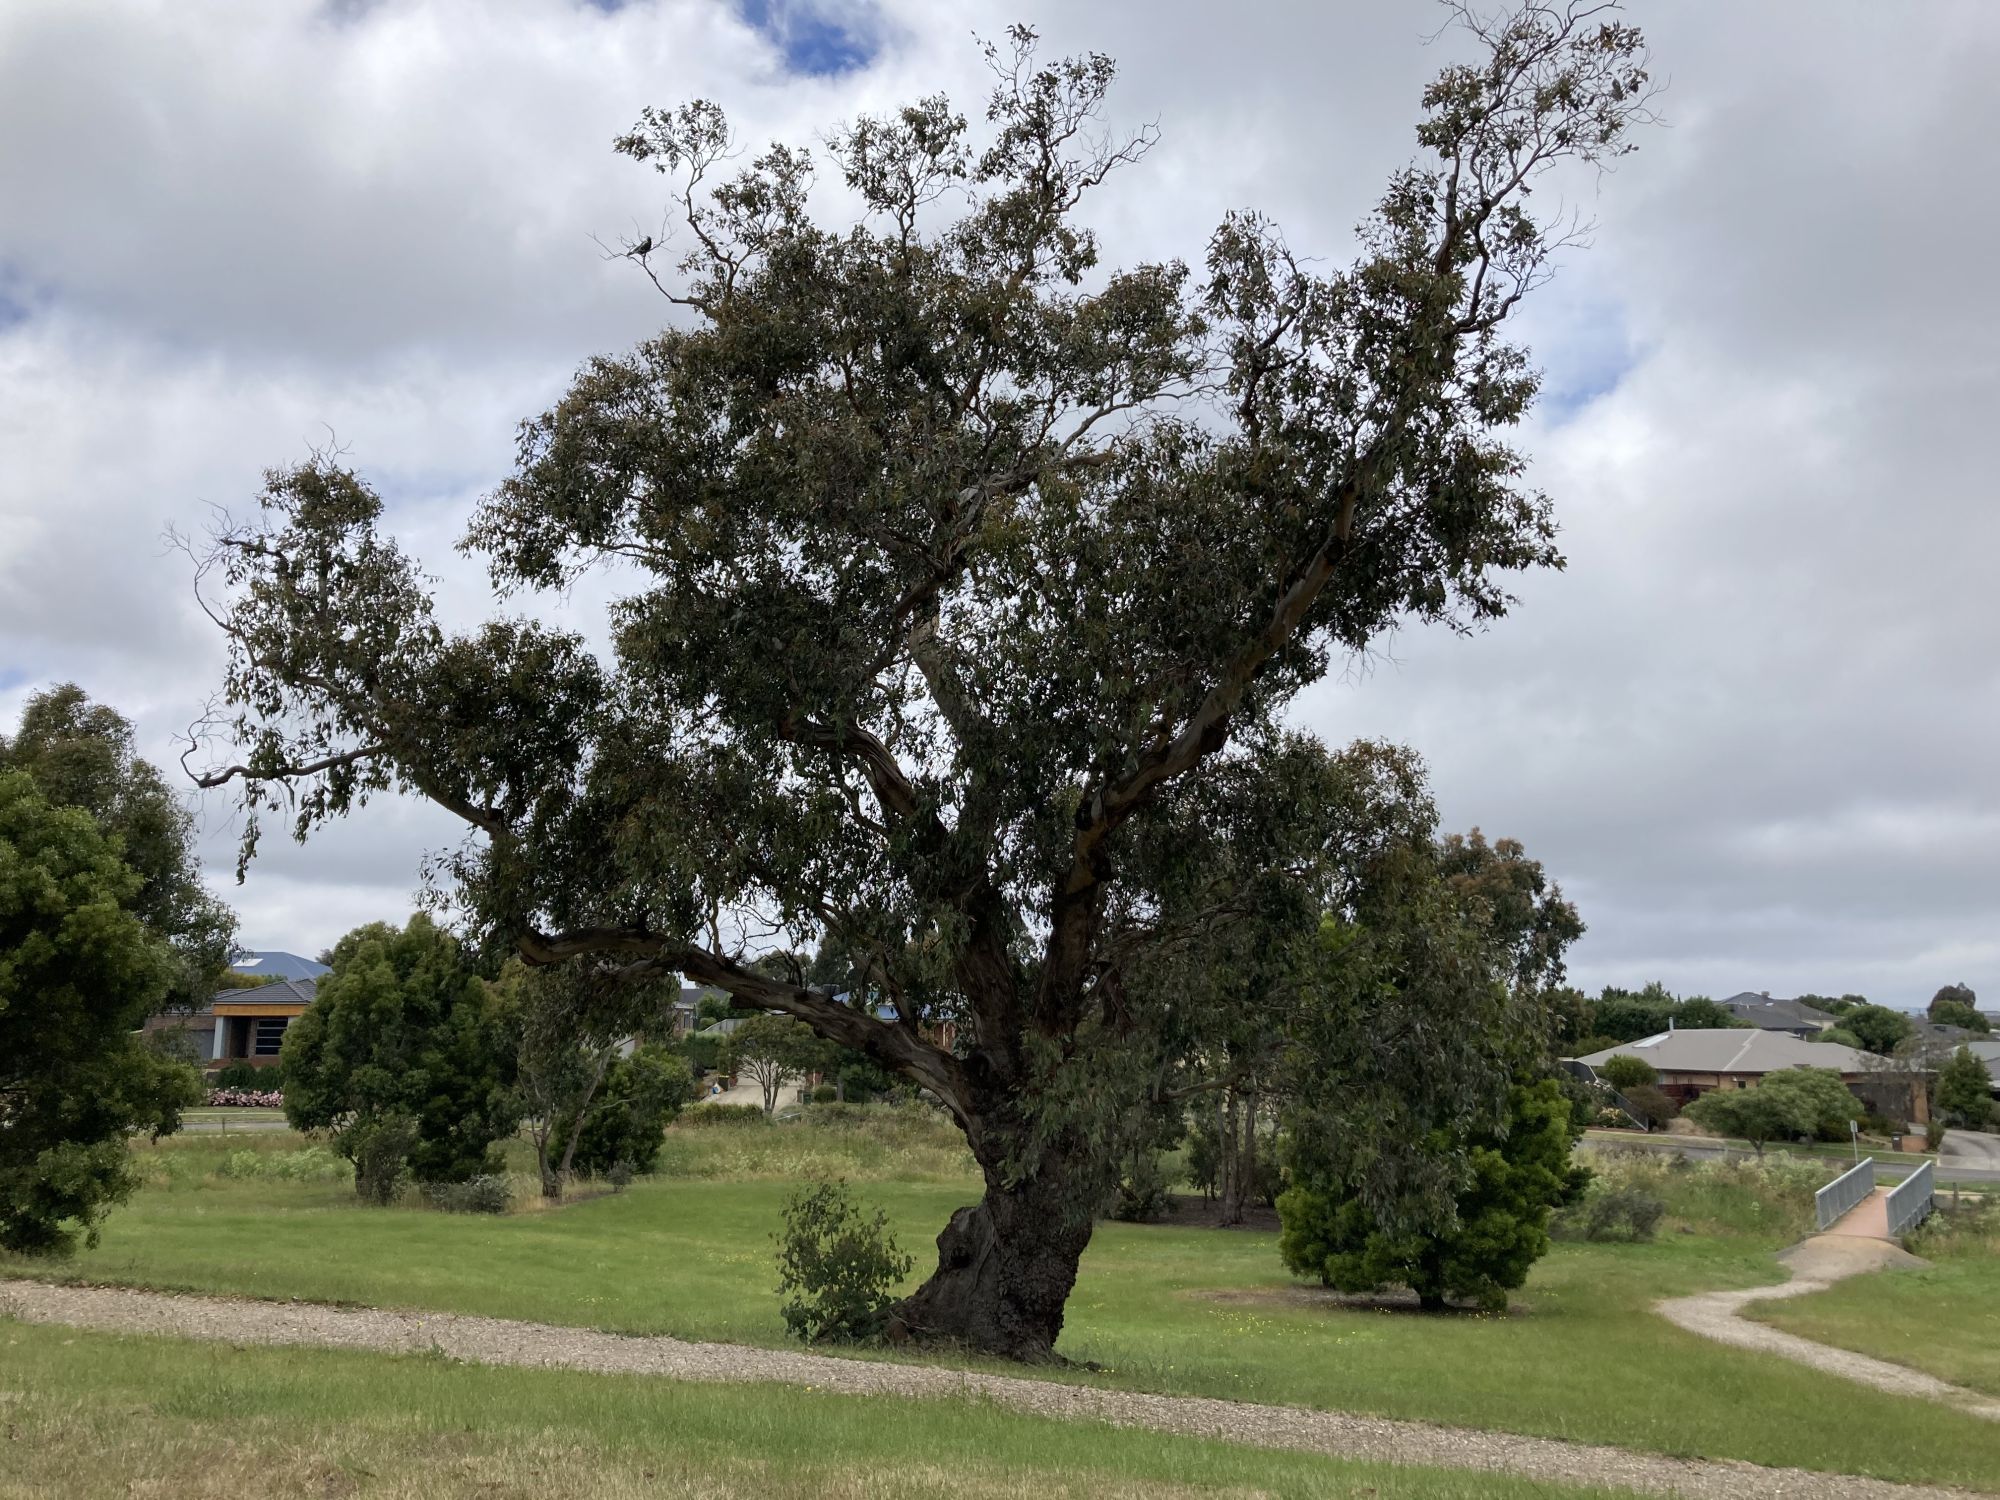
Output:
top-left (1655, 1234), bottom-right (2000, 1422)
top-left (2, 1277), bottom-right (1985, 1500)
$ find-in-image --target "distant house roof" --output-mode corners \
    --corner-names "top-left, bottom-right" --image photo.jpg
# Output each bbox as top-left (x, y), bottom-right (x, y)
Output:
top-left (697, 1017), bottom-right (747, 1037)
top-left (1573, 1028), bottom-right (1873, 1076)
top-left (1719, 993), bottom-right (1839, 1031)
top-left (211, 976), bottom-right (318, 1016)
top-left (230, 950), bottom-right (330, 981)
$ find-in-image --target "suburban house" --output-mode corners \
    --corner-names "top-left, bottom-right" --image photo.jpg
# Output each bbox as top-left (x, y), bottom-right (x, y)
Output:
top-left (1572, 1028), bottom-right (1928, 1124)
top-left (140, 949), bottom-right (329, 1071)
top-left (208, 976), bottom-right (318, 1067)
top-left (1719, 992), bottom-right (1840, 1037)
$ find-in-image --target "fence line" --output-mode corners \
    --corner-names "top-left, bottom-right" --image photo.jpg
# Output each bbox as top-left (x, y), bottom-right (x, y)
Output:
top-left (1815, 1156), bottom-right (1875, 1231)
top-left (1885, 1159), bottom-right (1935, 1236)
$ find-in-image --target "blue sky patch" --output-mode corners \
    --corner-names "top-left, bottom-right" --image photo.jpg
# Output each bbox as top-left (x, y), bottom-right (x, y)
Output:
top-left (738, 0), bottom-right (878, 77)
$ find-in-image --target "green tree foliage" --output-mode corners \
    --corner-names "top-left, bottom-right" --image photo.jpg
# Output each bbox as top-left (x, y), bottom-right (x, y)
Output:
top-left (1684, 1068), bottom-right (1855, 1156)
top-left (1935, 1047), bottom-right (1995, 1130)
top-left (726, 1014), bottom-right (825, 1116)
top-left (0, 685), bottom-right (234, 1010)
top-left (1929, 983), bottom-right (1979, 1020)
top-left (282, 916), bottom-right (518, 1198)
top-left (1928, 995), bottom-right (1988, 1034)
top-left (1596, 1055), bottom-right (1657, 1091)
top-left (1670, 996), bottom-right (1737, 1029)
top-left (188, 9), bottom-right (1651, 1359)
top-left (1842, 1004), bottom-right (1916, 1056)
top-left (550, 1046), bottom-right (694, 1177)
top-left (0, 770), bottom-right (204, 1254)
top-left (1812, 1027), bottom-right (1863, 1049)
top-left (1277, 1080), bottom-right (1585, 1312)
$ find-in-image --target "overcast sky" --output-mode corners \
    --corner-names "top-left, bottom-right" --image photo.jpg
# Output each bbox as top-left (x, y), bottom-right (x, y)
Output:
top-left (2, 0), bottom-right (1995, 1007)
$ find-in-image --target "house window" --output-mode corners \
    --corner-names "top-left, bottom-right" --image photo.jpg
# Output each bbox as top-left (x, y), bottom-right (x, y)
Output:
top-left (252, 1017), bottom-right (289, 1056)
top-left (1734, 1078), bottom-right (1748, 1089)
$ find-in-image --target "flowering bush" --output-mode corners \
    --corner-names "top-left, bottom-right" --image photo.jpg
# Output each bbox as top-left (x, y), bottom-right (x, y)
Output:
top-left (208, 1088), bottom-right (284, 1108)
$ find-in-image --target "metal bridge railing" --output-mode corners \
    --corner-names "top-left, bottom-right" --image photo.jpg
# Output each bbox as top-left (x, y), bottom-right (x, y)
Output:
top-left (1885, 1159), bottom-right (1936, 1236)
top-left (1816, 1157), bottom-right (1875, 1231)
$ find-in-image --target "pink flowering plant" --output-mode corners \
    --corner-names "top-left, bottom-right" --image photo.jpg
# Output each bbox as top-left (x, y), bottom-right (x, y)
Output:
top-left (208, 1088), bottom-right (284, 1108)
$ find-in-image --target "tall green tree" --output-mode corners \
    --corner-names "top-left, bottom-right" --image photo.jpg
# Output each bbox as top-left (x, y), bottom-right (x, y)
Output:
top-left (1, 685), bottom-right (234, 1009)
top-left (282, 915), bottom-right (518, 1200)
top-left (1935, 1046), bottom-right (1995, 1130)
top-left (1927, 984), bottom-right (1987, 1035)
top-left (0, 771), bottom-right (203, 1254)
top-left (189, 7), bottom-right (1651, 1359)
top-left (1842, 1004), bottom-right (1916, 1056)
top-left (1278, 1079), bottom-right (1586, 1312)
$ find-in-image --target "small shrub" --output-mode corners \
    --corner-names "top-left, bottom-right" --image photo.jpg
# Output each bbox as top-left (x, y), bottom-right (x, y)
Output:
top-left (423, 1174), bottom-right (513, 1214)
top-left (774, 1178), bottom-right (913, 1344)
top-left (810, 1083), bottom-right (839, 1104)
top-left (212, 1060), bottom-right (282, 1090)
top-left (345, 1113), bottom-right (417, 1205)
top-left (1623, 1084), bottom-right (1680, 1127)
top-left (1584, 1186), bottom-right (1665, 1242)
top-left (1108, 1150), bottom-right (1175, 1222)
top-left (1926, 1119), bottom-right (1949, 1153)
top-left (605, 1160), bottom-right (635, 1192)
top-left (681, 1103), bottom-right (770, 1127)
top-left (1598, 1055), bottom-right (1658, 1091)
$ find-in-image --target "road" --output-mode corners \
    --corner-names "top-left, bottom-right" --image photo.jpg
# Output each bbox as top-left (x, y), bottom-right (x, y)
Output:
top-left (1580, 1131), bottom-right (2000, 1187)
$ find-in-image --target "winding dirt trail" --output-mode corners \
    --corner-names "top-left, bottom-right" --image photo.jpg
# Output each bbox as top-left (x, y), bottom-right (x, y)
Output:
top-left (3, 1276), bottom-right (1989, 1500)
top-left (1655, 1232), bottom-right (2000, 1422)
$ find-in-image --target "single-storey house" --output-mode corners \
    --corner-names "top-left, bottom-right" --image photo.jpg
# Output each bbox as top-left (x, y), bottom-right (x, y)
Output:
top-left (206, 976), bottom-right (319, 1067)
top-left (140, 950), bottom-right (329, 1068)
top-left (1719, 992), bottom-right (1840, 1037)
top-left (1573, 1028), bottom-right (1928, 1125)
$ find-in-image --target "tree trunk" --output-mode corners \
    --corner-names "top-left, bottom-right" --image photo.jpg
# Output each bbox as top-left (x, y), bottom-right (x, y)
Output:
top-left (890, 1136), bottom-right (1104, 1363)
top-left (1232, 1088), bottom-right (1248, 1208)
top-left (1219, 1088), bottom-right (1247, 1226)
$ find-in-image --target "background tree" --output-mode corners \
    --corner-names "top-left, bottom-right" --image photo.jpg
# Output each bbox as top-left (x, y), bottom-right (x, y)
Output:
top-left (502, 960), bottom-right (687, 1197)
top-left (189, 6), bottom-right (1651, 1360)
top-left (1935, 1046), bottom-right (1995, 1130)
top-left (726, 1014), bottom-right (823, 1116)
top-left (1, 685), bottom-right (234, 1011)
top-left (1842, 1004), bottom-right (1916, 1056)
top-left (1278, 1079), bottom-right (1586, 1312)
top-left (1926, 985), bottom-right (1988, 1035)
top-left (282, 916), bottom-right (518, 1200)
top-left (1596, 1055), bottom-right (1657, 1091)
top-left (0, 770), bottom-right (205, 1254)
top-left (549, 1045), bottom-right (694, 1177)
top-left (1684, 1068), bottom-right (1854, 1156)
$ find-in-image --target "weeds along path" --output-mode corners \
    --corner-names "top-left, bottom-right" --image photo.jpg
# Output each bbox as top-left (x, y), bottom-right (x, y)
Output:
top-left (1656, 1236), bottom-right (2000, 1422)
top-left (0, 1276), bottom-right (1985, 1500)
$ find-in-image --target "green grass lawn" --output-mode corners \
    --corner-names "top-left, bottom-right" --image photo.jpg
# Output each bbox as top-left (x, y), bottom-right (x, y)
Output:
top-left (6, 1119), bottom-right (1999, 1492)
top-left (0, 1321), bottom-right (1648, 1500)
top-left (1752, 1200), bottom-right (2000, 1398)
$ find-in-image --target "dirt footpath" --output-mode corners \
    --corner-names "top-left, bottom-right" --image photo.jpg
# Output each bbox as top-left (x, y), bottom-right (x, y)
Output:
top-left (1655, 1235), bottom-right (2000, 1422)
top-left (2, 1277), bottom-right (1986, 1500)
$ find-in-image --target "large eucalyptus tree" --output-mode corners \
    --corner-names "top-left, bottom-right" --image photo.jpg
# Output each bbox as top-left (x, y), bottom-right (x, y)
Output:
top-left (191, 4), bottom-right (1650, 1359)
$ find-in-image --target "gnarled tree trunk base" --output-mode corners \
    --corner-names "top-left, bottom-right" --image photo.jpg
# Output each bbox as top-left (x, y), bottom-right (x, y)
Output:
top-left (888, 1181), bottom-right (1095, 1364)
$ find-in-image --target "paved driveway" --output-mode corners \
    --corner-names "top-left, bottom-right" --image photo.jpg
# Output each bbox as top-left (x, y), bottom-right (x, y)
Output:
top-left (1939, 1127), bottom-right (2000, 1166)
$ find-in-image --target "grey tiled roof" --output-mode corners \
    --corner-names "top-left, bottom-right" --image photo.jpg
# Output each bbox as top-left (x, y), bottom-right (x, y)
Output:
top-left (1573, 1028), bottom-right (1872, 1074)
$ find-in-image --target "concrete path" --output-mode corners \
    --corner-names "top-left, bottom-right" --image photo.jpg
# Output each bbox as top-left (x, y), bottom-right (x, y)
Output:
top-left (2, 1276), bottom-right (1984, 1500)
top-left (1656, 1226), bottom-right (2000, 1423)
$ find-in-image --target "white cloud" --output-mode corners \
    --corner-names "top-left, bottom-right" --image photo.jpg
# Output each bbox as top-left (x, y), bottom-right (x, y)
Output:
top-left (3, 0), bottom-right (1996, 1006)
